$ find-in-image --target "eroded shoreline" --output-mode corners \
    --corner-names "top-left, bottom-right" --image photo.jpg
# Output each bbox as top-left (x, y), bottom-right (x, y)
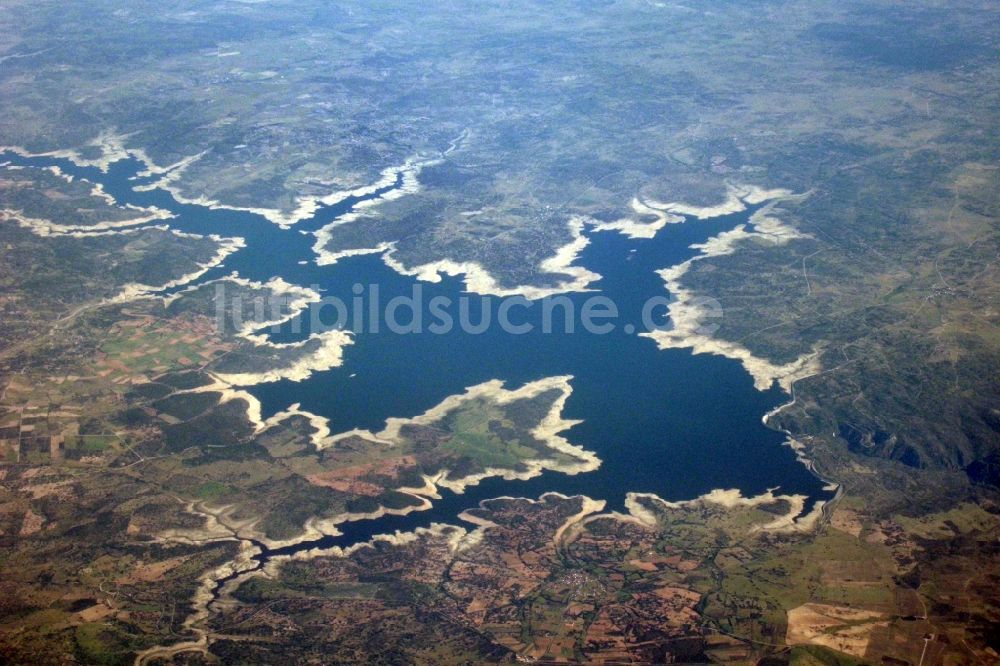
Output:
top-left (1, 143), bottom-right (835, 662)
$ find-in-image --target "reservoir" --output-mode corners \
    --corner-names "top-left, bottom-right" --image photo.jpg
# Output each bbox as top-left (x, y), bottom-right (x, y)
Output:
top-left (2, 149), bottom-right (828, 557)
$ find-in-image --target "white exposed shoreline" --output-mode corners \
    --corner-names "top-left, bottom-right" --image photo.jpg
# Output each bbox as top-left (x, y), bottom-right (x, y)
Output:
top-left (589, 183), bottom-right (799, 240)
top-left (325, 375), bottom-right (600, 490)
top-left (229, 484), bottom-right (820, 614)
top-left (604, 487), bottom-right (826, 534)
top-left (646, 183), bottom-right (795, 220)
top-left (387, 216), bottom-right (602, 300)
top-left (155, 482), bottom-right (826, 662)
top-left (174, 376), bottom-right (599, 551)
top-left (213, 328), bottom-right (352, 385)
top-left (144, 153), bottom-right (440, 229)
top-left (103, 231), bottom-right (247, 305)
top-left (315, 215), bottom-right (602, 300)
top-left (0, 159), bottom-right (245, 307)
top-left (1, 208), bottom-right (171, 237)
top-left (2, 134), bottom-right (441, 229)
top-left (1, 131), bottom-right (139, 173)
top-left (4, 131), bottom-right (605, 303)
top-left (8, 134), bottom-right (841, 657)
top-left (0, 217), bottom-right (244, 306)
top-left (0, 162), bottom-right (173, 235)
top-left (253, 492), bottom-right (604, 583)
top-left (165, 273), bottom-right (355, 386)
top-left (590, 197), bottom-right (685, 239)
top-left (641, 191), bottom-right (822, 391)
top-left (312, 181), bottom-right (802, 300)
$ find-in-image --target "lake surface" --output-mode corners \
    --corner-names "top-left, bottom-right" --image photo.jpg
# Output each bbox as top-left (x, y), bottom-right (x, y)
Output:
top-left (3, 150), bottom-right (828, 555)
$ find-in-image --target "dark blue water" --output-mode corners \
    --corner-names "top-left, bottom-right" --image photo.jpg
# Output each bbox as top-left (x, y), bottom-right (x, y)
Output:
top-left (4, 150), bottom-right (827, 557)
